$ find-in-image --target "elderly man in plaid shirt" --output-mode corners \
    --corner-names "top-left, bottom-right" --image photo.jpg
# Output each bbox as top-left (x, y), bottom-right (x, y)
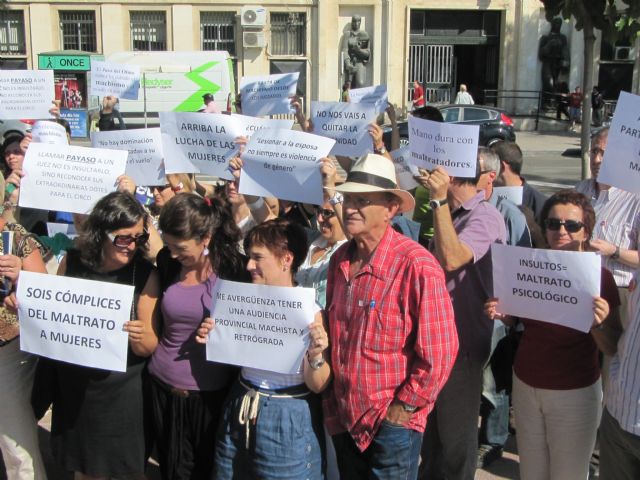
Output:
top-left (323, 153), bottom-right (458, 479)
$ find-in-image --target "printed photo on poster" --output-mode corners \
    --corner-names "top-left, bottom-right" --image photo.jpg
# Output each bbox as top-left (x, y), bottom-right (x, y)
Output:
top-left (54, 73), bottom-right (86, 109)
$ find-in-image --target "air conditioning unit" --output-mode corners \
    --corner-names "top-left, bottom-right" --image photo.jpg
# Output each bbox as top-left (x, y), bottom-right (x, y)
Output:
top-left (614, 46), bottom-right (634, 61)
top-left (241, 6), bottom-right (267, 28)
top-left (243, 31), bottom-right (266, 48)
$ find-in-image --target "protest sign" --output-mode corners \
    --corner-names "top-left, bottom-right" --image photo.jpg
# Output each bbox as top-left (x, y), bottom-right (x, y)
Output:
top-left (90, 60), bottom-right (140, 100)
top-left (596, 91), bottom-right (640, 194)
top-left (408, 116), bottom-right (479, 177)
top-left (160, 112), bottom-right (240, 177)
top-left (46, 222), bottom-right (78, 239)
top-left (239, 129), bottom-right (334, 205)
top-left (19, 143), bottom-right (127, 214)
top-left (0, 70), bottom-right (54, 119)
top-left (493, 186), bottom-right (523, 205)
top-left (92, 128), bottom-right (165, 186)
top-left (18, 271), bottom-right (134, 372)
top-left (491, 244), bottom-right (601, 333)
top-left (311, 101), bottom-right (376, 157)
top-left (240, 73), bottom-right (299, 117)
top-left (207, 280), bottom-right (316, 374)
top-left (391, 147), bottom-right (419, 191)
top-left (232, 113), bottom-right (294, 137)
top-left (32, 120), bottom-right (69, 145)
top-left (348, 85), bottom-right (388, 114)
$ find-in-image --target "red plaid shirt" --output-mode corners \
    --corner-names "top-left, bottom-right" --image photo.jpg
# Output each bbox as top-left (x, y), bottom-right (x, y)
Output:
top-left (323, 226), bottom-right (458, 451)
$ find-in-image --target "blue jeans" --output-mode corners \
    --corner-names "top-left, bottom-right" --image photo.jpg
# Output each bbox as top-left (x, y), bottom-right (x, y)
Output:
top-left (332, 420), bottom-right (422, 479)
top-left (214, 378), bottom-right (325, 480)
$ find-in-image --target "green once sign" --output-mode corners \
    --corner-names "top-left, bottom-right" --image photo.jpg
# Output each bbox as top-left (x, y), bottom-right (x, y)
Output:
top-left (38, 55), bottom-right (90, 71)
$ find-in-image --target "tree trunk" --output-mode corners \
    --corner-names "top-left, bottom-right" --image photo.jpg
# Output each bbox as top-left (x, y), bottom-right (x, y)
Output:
top-left (578, 2), bottom-right (596, 179)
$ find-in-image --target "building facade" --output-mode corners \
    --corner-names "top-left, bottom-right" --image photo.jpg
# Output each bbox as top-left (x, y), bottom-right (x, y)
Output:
top-left (1, 0), bottom-right (638, 115)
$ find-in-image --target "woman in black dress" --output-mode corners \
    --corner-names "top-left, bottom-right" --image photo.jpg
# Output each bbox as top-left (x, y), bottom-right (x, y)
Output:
top-left (50, 191), bottom-right (160, 480)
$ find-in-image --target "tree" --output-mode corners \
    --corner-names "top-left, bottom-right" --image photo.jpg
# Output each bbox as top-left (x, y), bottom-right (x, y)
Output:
top-left (540, 0), bottom-right (640, 179)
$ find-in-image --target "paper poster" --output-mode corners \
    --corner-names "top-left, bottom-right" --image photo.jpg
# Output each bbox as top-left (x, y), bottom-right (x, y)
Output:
top-left (493, 186), bottom-right (524, 206)
top-left (597, 91), bottom-right (640, 195)
top-left (90, 60), bottom-right (140, 100)
top-left (207, 280), bottom-right (316, 374)
top-left (239, 129), bottom-right (334, 205)
top-left (408, 115), bottom-right (479, 177)
top-left (18, 271), bottom-right (134, 372)
top-left (91, 128), bottom-right (165, 186)
top-left (391, 147), bottom-right (420, 191)
top-left (0, 70), bottom-right (55, 120)
top-left (19, 143), bottom-right (127, 214)
top-left (46, 222), bottom-right (78, 239)
top-left (491, 244), bottom-right (601, 333)
top-left (232, 113), bottom-right (294, 137)
top-left (240, 73), bottom-right (299, 117)
top-left (31, 120), bottom-right (69, 145)
top-left (311, 101), bottom-right (376, 157)
top-left (348, 85), bottom-right (388, 114)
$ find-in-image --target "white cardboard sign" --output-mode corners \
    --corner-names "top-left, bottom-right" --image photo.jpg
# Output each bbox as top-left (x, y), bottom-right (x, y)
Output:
top-left (207, 280), bottom-right (316, 374)
top-left (311, 101), bottom-right (376, 157)
top-left (391, 147), bottom-right (420, 191)
top-left (18, 271), bottom-right (134, 372)
top-left (597, 91), bottom-right (640, 194)
top-left (90, 60), bottom-right (140, 100)
top-left (232, 113), bottom-right (294, 137)
top-left (31, 121), bottom-right (69, 145)
top-left (348, 85), bottom-right (388, 114)
top-left (19, 143), bottom-right (127, 214)
top-left (91, 128), bottom-right (165, 186)
top-left (0, 70), bottom-right (54, 120)
top-left (46, 222), bottom-right (78, 239)
top-left (160, 112), bottom-right (240, 176)
top-left (239, 129), bottom-right (334, 205)
top-left (240, 73), bottom-right (299, 117)
top-left (408, 115), bottom-right (479, 177)
top-left (491, 244), bottom-right (601, 333)
top-left (493, 186), bottom-right (524, 206)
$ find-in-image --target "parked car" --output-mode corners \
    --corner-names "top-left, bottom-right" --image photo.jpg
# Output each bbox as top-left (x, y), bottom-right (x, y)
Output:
top-left (383, 105), bottom-right (516, 150)
top-left (0, 119), bottom-right (30, 142)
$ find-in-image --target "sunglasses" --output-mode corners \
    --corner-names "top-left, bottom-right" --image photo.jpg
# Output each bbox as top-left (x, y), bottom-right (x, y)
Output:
top-left (107, 230), bottom-right (150, 248)
top-left (151, 184), bottom-right (171, 191)
top-left (315, 207), bottom-right (336, 219)
top-left (544, 218), bottom-right (584, 233)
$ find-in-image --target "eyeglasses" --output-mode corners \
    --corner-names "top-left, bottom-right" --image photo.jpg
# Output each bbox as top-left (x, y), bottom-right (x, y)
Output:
top-left (151, 184), bottom-right (171, 191)
top-left (107, 230), bottom-right (150, 248)
top-left (343, 194), bottom-right (374, 209)
top-left (315, 207), bottom-right (336, 219)
top-left (544, 218), bottom-right (584, 233)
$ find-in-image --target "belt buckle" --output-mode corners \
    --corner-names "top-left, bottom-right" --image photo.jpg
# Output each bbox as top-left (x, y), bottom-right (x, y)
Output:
top-left (170, 387), bottom-right (189, 398)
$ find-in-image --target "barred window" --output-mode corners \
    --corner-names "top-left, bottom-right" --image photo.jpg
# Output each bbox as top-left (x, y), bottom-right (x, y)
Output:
top-left (0, 11), bottom-right (26, 55)
top-left (130, 11), bottom-right (166, 51)
top-left (59, 11), bottom-right (97, 52)
top-left (270, 12), bottom-right (306, 56)
top-left (201, 12), bottom-right (236, 56)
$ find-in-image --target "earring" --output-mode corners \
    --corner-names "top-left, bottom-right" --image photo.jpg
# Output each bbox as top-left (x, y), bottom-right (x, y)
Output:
top-left (203, 247), bottom-right (209, 257)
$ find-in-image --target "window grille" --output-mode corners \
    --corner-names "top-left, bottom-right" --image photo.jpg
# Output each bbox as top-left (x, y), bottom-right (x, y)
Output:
top-left (60, 11), bottom-right (97, 52)
top-left (0, 11), bottom-right (26, 55)
top-left (201, 12), bottom-right (236, 56)
top-left (130, 11), bottom-right (166, 51)
top-left (270, 12), bottom-right (306, 56)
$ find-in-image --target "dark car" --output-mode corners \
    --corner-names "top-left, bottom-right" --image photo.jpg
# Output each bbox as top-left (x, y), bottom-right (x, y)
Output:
top-left (383, 105), bottom-right (516, 150)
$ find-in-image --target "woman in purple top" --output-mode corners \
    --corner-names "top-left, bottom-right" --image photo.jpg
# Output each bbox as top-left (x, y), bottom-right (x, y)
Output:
top-left (148, 193), bottom-right (248, 479)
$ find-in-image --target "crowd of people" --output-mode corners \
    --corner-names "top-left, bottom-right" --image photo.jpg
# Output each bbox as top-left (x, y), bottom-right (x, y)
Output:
top-left (0, 90), bottom-right (639, 480)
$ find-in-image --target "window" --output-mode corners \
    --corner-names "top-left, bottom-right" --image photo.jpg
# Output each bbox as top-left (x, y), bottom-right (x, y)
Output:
top-left (0, 11), bottom-right (26, 55)
top-left (201, 12), bottom-right (236, 56)
top-left (442, 107), bottom-right (460, 122)
top-left (59, 11), bottom-right (97, 52)
top-left (130, 11), bottom-right (166, 51)
top-left (270, 12), bottom-right (306, 56)
top-left (463, 108), bottom-right (490, 121)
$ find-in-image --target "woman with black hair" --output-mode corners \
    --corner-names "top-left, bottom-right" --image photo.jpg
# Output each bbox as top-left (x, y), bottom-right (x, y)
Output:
top-left (147, 193), bottom-right (248, 479)
top-left (50, 191), bottom-right (160, 480)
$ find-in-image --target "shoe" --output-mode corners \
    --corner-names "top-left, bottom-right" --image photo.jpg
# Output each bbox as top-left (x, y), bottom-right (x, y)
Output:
top-left (477, 444), bottom-right (503, 469)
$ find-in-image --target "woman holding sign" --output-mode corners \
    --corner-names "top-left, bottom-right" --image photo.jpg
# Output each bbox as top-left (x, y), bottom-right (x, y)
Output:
top-left (49, 191), bottom-right (160, 480)
top-left (486, 190), bottom-right (621, 480)
top-left (147, 193), bottom-right (248, 479)
top-left (197, 219), bottom-right (331, 480)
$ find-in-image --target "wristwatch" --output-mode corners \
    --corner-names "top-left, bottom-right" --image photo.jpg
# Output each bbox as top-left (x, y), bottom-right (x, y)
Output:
top-left (307, 354), bottom-right (326, 370)
top-left (329, 192), bottom-right (344, 206)
top-left (611, 245), bottom-right (621, 260)
top-left (429, 198), bottom-right (448, 210)
top-left (374, 144), bottom-right (387, 155)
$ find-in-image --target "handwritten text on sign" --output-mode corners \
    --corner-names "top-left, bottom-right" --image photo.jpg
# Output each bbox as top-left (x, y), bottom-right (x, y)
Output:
top-left (19, 143), bottom-right (127, 214)
top-left (207, 280), bottom-right (316, 374)
top-left (491, 244), bottom-right (601, 332)
top-left (597, 91), bottom-right (640, 195)
top-left (17, 271), bottom-right (134, 372)
top-left (0, 70), bottom-right (54, 120)
top-left (90, 60), bottom-right (140, 100)
top-left (311, 101), bottom-right (376, 157)
top-left (32, 121), bottom-right (69, 145)
top-left (240, 73), bottom-right (299, 117)
top-left (408, 115), bottom-right (479, 177)
top-left (239, 129), bottom-right (334, 205)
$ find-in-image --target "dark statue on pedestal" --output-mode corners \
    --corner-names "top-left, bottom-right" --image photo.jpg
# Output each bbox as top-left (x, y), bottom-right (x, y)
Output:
top-left (342, 15), bottom-right (370, 89)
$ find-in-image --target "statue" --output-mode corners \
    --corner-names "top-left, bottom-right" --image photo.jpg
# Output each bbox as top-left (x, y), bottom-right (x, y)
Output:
top-left (342, 15), bottom-right (370, 89)
top-left (538, 18), bottom-right (569, 95)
